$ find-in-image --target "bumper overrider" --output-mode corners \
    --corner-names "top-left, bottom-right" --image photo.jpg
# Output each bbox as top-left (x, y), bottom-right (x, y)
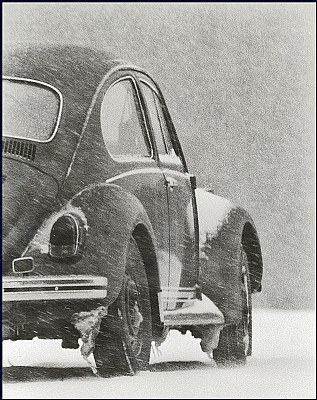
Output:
top-left (2, 275), bottom-right (108, 302)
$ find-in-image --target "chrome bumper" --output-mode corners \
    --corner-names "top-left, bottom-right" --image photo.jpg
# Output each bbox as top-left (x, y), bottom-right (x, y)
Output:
top-left (2, 275), bottom-right (108, 302)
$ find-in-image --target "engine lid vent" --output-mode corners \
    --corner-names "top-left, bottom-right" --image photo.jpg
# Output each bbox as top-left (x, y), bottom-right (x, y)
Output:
top-left (2, 138), bottom-right (36, 161)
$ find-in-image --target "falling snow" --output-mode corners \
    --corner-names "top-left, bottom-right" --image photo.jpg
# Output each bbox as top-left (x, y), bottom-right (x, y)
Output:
top-left (3, 309), bottom-right (315, 399)
top-left (2, 3), bottom-right (315, 399)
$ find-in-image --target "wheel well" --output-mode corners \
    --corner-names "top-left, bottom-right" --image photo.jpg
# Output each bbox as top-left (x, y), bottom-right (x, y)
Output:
top-left (241, 222), bottom-right (263, 293)
top-left (132, 224), bottom-right (163, 338)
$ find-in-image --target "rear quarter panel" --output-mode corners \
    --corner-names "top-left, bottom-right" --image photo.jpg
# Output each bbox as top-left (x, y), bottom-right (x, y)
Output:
top-left (24, 184), bottom-right (158, 306)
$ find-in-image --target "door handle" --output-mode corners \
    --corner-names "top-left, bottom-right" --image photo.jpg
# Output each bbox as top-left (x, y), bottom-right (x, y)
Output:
top-left (165, 176), bottom-right (179, 190)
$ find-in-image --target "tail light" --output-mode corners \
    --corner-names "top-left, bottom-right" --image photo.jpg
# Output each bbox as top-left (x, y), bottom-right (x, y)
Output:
top-left (49, 214), bottom-right (87, 261)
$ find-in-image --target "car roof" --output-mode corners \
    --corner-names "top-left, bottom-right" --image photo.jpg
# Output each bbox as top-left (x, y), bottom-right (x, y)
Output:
top-left (3, 44), bottom-right (130, 107)
top-left (3, 44), bottom-right (139, 135)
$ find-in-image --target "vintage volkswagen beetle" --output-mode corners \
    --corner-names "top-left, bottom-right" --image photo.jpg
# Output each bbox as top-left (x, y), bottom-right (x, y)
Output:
top-left (2, 45), bottom-right (263, 376)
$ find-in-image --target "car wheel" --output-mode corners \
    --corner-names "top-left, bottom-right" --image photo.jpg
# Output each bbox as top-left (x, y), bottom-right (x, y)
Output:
top-left (213, 246), bottom-right (252, 366)
top-left (94, 238), bottom-right (152, 376)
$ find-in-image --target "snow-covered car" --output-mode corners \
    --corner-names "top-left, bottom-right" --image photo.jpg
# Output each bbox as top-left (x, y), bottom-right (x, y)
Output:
top-left (2, 45), bottom-right (263, 376)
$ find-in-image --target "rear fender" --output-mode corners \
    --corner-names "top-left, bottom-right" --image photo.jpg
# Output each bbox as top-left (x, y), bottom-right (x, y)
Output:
top-left (196, 188), bottom-right (262, 325)
top-left (24, 183), bottom-right (160, 306)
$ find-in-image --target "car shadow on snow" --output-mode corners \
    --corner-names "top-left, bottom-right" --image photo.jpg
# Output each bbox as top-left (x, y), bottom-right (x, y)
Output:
top-left (150, 361), bottom-right (214, 372)
top-left (2, 366), bottom-right (94, 382)
top-left (3, 361), bottom-right (215, 382)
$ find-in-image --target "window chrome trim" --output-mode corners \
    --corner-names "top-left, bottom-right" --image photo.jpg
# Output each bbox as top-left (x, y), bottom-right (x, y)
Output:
top-left (133, 68), bottom-right (189, 172)
top-left (2, 76), bottom-right (63, 143)
top-left (139, 78), bottom-right (160, 96)
top-left (65, 63), bottom-right (162, 179)
top-left (100, 75), bottom-right (154, 161)
top-left (139, 78), bottom-right (182, 164)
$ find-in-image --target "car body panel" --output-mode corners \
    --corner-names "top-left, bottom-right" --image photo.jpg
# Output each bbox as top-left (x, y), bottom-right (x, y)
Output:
top-left (22, 183), bottom-right (157, 306)
top-left (2, 158), bottom-right (59, 274)
top-left (196, 188), bottom-right (263, 324)
top-left (2, 45), bottom-right (263, 342)
top-left (60, 67), bottom-right (199, 306)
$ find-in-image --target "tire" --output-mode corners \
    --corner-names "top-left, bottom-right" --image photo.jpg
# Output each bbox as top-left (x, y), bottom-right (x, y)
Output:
top-left (213, 246), bottom-right (252, 366)
top-left (94, 238), bottom-right (152, 377)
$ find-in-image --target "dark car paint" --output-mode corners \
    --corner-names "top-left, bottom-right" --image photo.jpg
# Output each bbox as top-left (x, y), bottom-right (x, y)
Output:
top-left (2, 159), bottom-right (59, 274)
top-left (3, 46), bottom-right (121, 184)
top-left (199, 206), bottom-right (262, 323)
top-left (23, 184), bottom-right (158, 306)
top-left (2, 45), bottom-right (263, 337)
top-left (59, 67), bottom-right (199, 299)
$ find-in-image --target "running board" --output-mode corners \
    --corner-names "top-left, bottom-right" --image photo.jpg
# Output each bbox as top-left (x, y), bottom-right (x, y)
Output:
top-left (163, 294), bottom-right (225, 326)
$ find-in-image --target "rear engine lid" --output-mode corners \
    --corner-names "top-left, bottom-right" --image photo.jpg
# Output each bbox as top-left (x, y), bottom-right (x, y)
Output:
top-left (2, 158), bottom-right (59, 274)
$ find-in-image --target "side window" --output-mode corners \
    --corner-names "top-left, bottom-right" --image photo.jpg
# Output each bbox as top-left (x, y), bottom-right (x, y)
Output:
top-left (154, 95), bottom-right (178, 159)
top-left (142, 83), bottom-right (168, 154)
top-left (141, 82), bottom-right (180, 163)
top-left (101, 79), bottom-right (151, 158)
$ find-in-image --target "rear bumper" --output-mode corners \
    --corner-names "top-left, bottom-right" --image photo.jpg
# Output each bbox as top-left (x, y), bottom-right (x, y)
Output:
top-left (2, 275), bottom-right (108, 302)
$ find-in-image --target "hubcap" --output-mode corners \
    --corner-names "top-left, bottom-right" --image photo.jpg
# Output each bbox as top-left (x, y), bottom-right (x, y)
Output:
top-left (124, 276), bottom-right (143, 356)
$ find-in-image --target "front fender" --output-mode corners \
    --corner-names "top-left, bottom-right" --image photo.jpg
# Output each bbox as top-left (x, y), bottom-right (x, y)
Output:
top-left (196, 188), bottom-right (263, 324)
top-left (24, 183), bottom-right (158, 306)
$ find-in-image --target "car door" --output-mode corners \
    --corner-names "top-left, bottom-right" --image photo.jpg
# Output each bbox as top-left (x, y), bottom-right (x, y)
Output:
top-left (99, 74), bottom-right (173, 289)
top-left (63, 72), bottom-right (171, 291)
top-left (137, 76), bottom-right (199, 309)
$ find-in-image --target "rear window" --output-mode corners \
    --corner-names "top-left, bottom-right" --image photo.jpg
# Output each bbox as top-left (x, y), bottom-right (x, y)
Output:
top-left (3, 78), bottom-right (62, 142)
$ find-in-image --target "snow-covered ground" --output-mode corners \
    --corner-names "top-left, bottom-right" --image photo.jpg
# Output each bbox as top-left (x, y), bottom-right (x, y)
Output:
top-left (3, 309), bottom-right (316, 399)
